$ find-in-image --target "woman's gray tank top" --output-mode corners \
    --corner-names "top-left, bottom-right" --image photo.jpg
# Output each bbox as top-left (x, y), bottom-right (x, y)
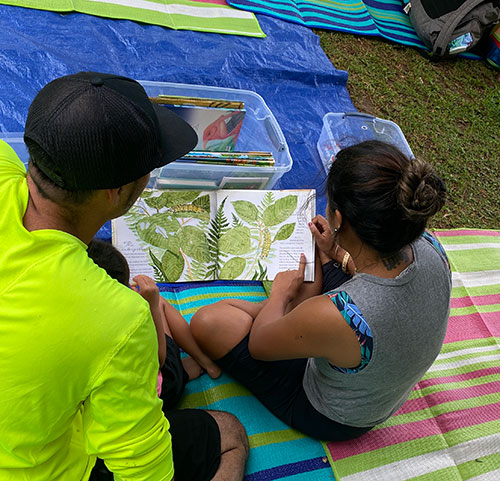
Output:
top-left (303, 235), bottom-right (452, 428)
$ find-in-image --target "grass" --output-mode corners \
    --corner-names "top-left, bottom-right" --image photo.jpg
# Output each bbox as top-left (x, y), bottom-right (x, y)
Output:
top-left (316, 32), bottom-right (500, 230)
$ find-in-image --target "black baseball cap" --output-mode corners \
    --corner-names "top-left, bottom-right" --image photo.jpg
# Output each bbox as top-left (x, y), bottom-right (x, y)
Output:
top-left (24, 71), bottom-right (197, 190)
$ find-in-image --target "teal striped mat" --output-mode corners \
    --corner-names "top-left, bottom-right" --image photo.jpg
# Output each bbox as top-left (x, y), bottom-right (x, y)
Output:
top-left (226, 0), bottom-right (425, 47)
top-left (159, 281), bottom-right (334, 481)
top-left (161, 228), bottom-right (500, 480)
top-left (226, 0), bottom-right (479, 56)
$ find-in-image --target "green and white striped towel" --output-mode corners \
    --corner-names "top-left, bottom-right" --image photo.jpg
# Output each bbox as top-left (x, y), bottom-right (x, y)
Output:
top-left (0, 0), bottom-right (265, 37)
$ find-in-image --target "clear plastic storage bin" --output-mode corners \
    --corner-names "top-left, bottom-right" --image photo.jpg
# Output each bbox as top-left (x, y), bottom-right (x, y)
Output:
top-left (317, 112), bottom-right (414, 172)
top-left (0, 81), bottom-right (293, 190)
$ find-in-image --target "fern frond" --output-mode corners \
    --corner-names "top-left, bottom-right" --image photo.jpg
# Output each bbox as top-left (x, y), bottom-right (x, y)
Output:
top-left (206, 197), bottom-right (230, 277)
top-left (191, 258), bottom-right (209, 281)
top-left (149, 249), bottom-right (167, 282)
top-left (261, 192), bottom-right (275, 210)
top-left (257, 260), bottom-right (268, 281)
top-left (232, 213), bottom-right (244, 228)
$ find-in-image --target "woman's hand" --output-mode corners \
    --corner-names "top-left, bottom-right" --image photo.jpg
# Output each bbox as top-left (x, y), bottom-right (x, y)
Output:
top-left (309, 215), bottom-right (356, 274)
top-left (131, 275), bottom-right (160, 309)
top-left (309, 215), bottom-right (336, 261)
top-left (270, 253), bottom-right (306, 303)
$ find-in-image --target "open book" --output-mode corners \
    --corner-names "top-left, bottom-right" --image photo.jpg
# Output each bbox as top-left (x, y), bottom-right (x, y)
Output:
top-left (112, 189), bottom-right (316, 283)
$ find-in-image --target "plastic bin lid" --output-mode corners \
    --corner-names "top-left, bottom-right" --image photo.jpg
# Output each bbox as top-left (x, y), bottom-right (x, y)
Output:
top-left (318, 112), bottom-right (414, 171)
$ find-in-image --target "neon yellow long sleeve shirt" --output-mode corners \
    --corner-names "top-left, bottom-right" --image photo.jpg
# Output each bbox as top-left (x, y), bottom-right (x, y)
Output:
top-left (0, 141), bottom-right (174, 480)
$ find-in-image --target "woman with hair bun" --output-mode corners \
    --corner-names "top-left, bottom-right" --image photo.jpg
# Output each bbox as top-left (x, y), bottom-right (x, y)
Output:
top-left (191, 140), bottom-right (451, 441)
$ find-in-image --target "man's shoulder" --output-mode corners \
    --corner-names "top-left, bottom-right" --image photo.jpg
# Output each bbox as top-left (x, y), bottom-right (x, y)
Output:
top-left (0, 140), bottom-right (25, 175)
top-left (68, 247), bottom-right (150, 322)
top-left (24, 240), bottom-right (150, 337)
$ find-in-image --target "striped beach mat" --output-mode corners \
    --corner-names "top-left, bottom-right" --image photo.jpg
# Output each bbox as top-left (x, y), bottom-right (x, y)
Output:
top-left (158, 280), bottom-right (335, 481)
top-left (226, 0), bottom-right (425, 47)
top-left (0, 0), bottom-right (265, 37)
top-left (326, 229), bottom-right (500, 481)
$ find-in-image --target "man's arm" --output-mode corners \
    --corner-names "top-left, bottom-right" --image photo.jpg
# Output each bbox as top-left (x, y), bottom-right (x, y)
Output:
top-left (82, 311), bottom-right (173, 481)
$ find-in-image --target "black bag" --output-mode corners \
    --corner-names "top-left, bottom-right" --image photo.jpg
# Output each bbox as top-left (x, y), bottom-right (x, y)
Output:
top-left (403, 0), bottom-right (500, 56)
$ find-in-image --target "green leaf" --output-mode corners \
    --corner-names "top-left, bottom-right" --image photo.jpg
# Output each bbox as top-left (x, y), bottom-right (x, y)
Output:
top-left (193, 194), bottom-right (211, 212)
top-left (142, 195), bottom-right (164, 210)
top-left (135, 214), bottom-right (181, 249)
top-left (274, 222), bottom-right (296, 241)
top-left (178, 225), bottom-right (210, 263)
top-left (262, 280), bottom-right (273, 297)
top-left (262, 195), bottom-right (298, 227)
top-left (219, 257), bottom-right (246, 280)
top-left (218, 226), bottom-right (252, 255)
top-left (165, 234), bottom-right (181, 252)
top-left (151, 213), bottom-right (181, 232)
top-left (135, 224), bottom-right (167, 249)
top-left (144, 191), bottom-right (201, 209)
top-left (232, 200), bottom-right (259, 223)
top-left (161, 249), bottom-right (184, 282)
top-left (149, 249), bottom-right (166, 282)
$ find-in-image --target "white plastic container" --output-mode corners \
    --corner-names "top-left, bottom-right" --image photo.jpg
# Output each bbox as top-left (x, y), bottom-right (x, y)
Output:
top-left (317, 112), bottom-right (414, 172)
top-left (0, 81), bottom-right (293, 190)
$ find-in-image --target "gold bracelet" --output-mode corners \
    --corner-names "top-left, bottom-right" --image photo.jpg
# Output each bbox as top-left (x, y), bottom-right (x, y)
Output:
top-left (341, 252), bottom-right (351, 273)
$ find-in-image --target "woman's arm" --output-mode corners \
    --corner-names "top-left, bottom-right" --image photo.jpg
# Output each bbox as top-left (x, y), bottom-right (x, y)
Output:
top-left (248, 255), bottom-right (361, 368)
top-left (285, 248), bottom-right (323, 313)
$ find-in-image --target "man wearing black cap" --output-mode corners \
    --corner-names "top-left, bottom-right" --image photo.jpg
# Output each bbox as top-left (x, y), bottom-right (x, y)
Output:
top-left (0, 72), bottom-right (248, 480)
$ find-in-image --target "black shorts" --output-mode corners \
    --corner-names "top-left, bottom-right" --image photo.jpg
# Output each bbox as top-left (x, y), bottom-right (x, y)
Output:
top-left (160, 334), bottom-right (189, 410)
top-left (166, 408), bottom-right (221, 481)
top-left (216, 335), bottom-right (373, 441)
top-left (89, 409), bottom-right (221, 481)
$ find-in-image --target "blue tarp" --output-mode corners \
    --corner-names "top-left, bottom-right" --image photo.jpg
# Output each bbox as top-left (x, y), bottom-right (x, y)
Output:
top-left (0, 5), bottom-right (355, 230)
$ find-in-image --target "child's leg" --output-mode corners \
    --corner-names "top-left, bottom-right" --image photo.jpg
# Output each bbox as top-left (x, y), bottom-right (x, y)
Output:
top-left (180, 356), bottom-right (204, 381)
top-left (160, 298), bottom-right (225, 379)
top-left (190, 298), bottom-right (265, 362)
top-left (159, 334), bottom-right (190, 409)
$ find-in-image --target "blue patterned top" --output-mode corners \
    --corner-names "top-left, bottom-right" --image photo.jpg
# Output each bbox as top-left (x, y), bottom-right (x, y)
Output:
top-left (323, 233), bottom-right (449, 374)
top-left (326, 291), bottom-right (373, 374)
top-left (422, 231), bottom-right (450, 270)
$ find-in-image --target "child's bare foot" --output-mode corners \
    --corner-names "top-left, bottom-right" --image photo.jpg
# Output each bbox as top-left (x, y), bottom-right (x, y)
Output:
top-left (182, 356), bottom-right (203, 380)
top-left (202, 360), bottom-right (222, 380)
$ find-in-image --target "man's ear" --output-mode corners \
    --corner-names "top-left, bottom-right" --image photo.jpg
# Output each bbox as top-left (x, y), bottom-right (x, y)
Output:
top-left (105, 187), bottom-right (124, 207)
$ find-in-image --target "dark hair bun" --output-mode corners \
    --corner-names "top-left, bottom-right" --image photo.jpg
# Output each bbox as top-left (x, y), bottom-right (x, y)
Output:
top-left (327, 141), bottom-right (447, 254)
top-left (398, 158), bottom-right (446, 224)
